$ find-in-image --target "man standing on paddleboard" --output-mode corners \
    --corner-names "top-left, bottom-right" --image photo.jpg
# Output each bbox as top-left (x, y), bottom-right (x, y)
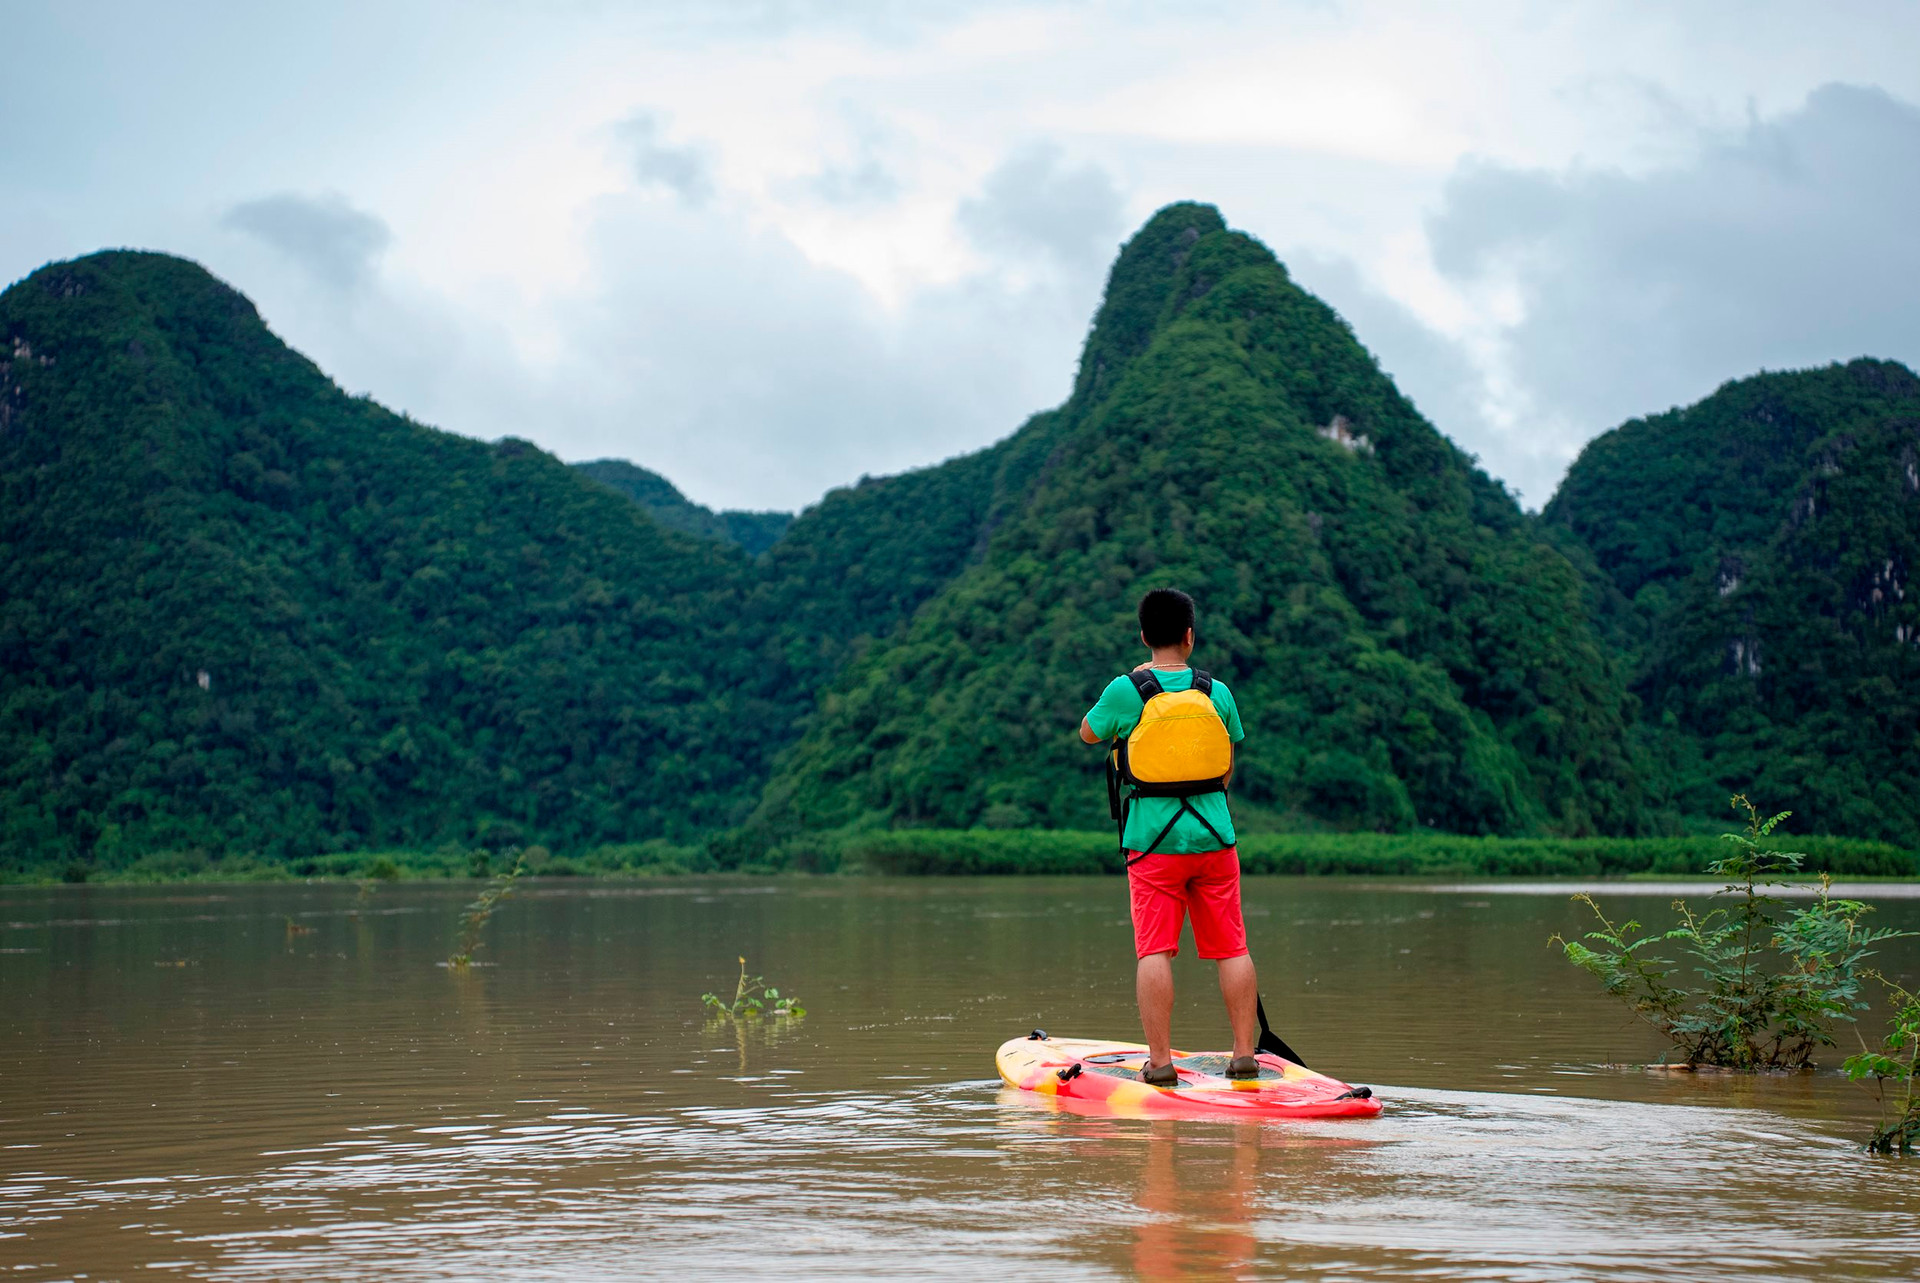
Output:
top-left (1078, 588), bottom-right (1258, 1085)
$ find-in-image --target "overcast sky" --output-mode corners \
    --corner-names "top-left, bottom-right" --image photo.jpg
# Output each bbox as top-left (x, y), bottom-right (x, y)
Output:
top-left (4, 1), bottom-right (1917, 512)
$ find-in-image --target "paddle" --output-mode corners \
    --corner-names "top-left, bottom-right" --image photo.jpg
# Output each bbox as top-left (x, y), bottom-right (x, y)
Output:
top-left (1255, 995), bottom-right (1306, 1067)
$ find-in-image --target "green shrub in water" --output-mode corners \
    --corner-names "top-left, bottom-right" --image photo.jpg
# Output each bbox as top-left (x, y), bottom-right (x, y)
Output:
top-left (1555, 796), bottom-right (1910, 1070)
top-left (1845, 976), bottom-right (1920, 1154)
top-left (701, 956), bottom-right (805, 1022)
top-left (448, 850), bottom-right (526, 968)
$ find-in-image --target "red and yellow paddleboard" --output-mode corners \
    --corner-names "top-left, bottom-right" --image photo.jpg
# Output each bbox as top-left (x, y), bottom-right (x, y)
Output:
top-left (996, 1034), bottom-right (1381, 1120)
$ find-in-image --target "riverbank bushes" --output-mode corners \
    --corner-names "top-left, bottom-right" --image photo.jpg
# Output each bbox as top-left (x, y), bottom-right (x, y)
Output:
top-left (4, 828), bottom-right (1910, 884)
top-left (808, 828), bottom-right (1913, 878)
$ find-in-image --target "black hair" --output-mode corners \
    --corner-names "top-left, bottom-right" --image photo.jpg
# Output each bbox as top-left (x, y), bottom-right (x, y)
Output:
top-left (1138, 588), bottom-right (1196, 649)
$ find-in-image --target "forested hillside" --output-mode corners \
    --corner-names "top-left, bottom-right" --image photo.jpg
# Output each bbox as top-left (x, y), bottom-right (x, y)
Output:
top-left (0, 251), bottom-right (1071, 871)
top-left (573, 458), bottom-right (791, 555)
top-left (1546, 361), bottom-right (1920, 844)
top-left (0, 252), bottom-right (780, 866)
top-left (7, 208), bottom-right (1911, 874)
top-left (754, 205), bottom-right (1642, 843)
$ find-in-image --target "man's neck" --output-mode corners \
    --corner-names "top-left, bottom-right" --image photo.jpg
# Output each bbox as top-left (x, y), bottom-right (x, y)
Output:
top-left (1147, 648), bottom-right (1190, 669)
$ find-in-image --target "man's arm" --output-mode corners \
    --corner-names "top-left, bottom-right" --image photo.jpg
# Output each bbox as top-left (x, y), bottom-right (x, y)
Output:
top-left (1082, 676), bottom-right (1125, 744)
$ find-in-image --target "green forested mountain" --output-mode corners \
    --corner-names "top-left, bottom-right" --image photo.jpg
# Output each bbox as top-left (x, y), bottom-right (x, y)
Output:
top-left (754, 205), bottom-right (1641, 842)
top-left (0, 251), bottom-right (781, 865)
top-left (10, 209), bottom-right (1912, 873)
top-left (1545, 361), bottom-right (1920, 844)
top-left (0, 249), bottom-right (1078, 870)
top-left (573, 458), bottom-right (792, 555)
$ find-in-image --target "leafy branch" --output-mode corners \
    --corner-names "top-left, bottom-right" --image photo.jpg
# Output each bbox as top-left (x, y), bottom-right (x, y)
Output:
top-left (448, 850), bottom-right (525, 968)
top-left (1844, 972), bottom-right (1920, 1154)
top-left (702, 956), bottom-right (805, 1023)
top-left (1554, 795), bottom-right (1908, 1071)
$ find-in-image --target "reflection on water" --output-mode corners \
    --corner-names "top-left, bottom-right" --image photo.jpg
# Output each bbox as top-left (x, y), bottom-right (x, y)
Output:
top-left (5, 877), bottom-right (1920, 1279)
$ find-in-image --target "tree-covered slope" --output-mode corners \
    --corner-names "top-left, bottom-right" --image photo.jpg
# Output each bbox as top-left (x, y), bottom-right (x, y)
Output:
top-left (574, 458), bottom-right (792, 555)
top-left (1545, 361), bottom-right (1920, 843)
top-left (757, 204), bottom-right (1642, 841)
top-left (746, 409), bottom-right (1067, 675)
top-left (0, 251), bottom-right (785, 867)
top-left (0, 251), bottom-right (1076, 871)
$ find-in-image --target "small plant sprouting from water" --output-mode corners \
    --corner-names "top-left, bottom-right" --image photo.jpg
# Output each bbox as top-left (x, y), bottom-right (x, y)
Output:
top-left (1552, 795), bottom-right (1908, 1070)
top-left (352, 857), bottom-right (398, 913)
top-left (1844, 973), bottom-right (1920, 1154)
top-left (701, 956), bottom-right (805, 1023)
top-left (447, 849), bottom-right (525, 968)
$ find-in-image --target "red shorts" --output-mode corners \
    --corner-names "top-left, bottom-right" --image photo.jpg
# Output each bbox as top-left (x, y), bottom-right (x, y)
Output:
top-left (1127, 846), bottom-right (1248, 960)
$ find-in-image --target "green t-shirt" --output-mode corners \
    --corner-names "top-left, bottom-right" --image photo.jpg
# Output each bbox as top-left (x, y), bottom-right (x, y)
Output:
top-left (1086, 667), bottom-right (1245, 854)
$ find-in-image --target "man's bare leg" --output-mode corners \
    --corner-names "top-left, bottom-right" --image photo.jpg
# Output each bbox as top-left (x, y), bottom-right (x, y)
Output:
top-left (1136, 951), bottom-right (1175, 1067)
top-left (1217, 953), bottom-right (1258, 1060)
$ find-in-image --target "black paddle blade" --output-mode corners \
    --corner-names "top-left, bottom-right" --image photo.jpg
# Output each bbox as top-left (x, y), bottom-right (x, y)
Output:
top-left (1255, 995), bottom-right (1306, 1067)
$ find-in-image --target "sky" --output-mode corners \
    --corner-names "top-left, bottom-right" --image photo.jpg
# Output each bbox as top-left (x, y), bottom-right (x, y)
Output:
top-left (3, 1), bottom-right (1918, 513)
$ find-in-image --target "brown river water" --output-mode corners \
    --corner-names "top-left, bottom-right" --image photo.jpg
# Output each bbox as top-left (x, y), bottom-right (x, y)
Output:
top-left (6, 876), bottom-right (1920, 1280)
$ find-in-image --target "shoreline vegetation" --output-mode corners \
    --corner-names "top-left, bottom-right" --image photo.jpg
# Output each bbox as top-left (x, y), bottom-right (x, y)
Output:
top-left (6, 828), bottom-right (1912, 886)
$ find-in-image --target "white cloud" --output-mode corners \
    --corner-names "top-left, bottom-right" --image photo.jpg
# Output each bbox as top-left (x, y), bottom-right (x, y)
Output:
top-left (957, 143), bottom-right (1125, 271)
top-left (6, 1), bottom-right (1920, 512)
top-left (616, 112), bottom-right (716, 205)
top-left (1424, 83), bottom-right (1920, 502)
top-left (803, 156), bottom-right (902, 207)
top-left (222, 193), bottom-right (391, 292)
top-left (525, 147), bottom-right (1116, 507)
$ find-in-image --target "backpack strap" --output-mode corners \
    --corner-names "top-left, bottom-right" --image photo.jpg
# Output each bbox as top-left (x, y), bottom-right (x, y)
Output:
top-left (1133, 796), bottom-right (1230, 860)
top-left (1126, 670), bottom-right (1163, 701)
top-left (1191, 669), bottom-right (1213, 695)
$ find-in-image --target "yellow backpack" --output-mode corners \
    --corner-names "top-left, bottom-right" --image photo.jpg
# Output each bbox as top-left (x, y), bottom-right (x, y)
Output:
top-left (1106, 669), bottom-right (1233, 859)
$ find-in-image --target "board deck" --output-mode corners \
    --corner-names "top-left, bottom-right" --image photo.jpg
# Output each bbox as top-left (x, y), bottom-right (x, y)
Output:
top-left (996, 1034), bottom-right (1381, 1120)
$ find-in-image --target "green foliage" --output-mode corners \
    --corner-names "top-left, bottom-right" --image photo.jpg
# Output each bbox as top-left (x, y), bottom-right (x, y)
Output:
top-left (2, 826), bottom-right (1907, 883)
top-left (1555, 796), bottom-right (1910, 1069)
top-left (573, 458), bottom-right (792, 556)
top-left (823, 825), bottom-right (1911, 877)
top-left (1546, 361), bottom-right (1920, 844)
top-left (0, 249), bottom-right (1078, 873)
top-left (1845, 974), bottom-right (1920, 1154)
top-left (448, 851), bottom-right (525, 967)
top-left (701, 955), bottom-right (805, 1021)
top-left (747, 410), bottom-right (1068, 678)
top-left (0, 252), bottom-right (804, 870)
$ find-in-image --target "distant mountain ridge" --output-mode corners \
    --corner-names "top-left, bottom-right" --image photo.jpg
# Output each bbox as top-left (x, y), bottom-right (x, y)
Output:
top-left (4, 208), bottom-right (1916, 871)
top-left (1546, 359), bottom-right (1920, 844)
top-left (573, 458), bottom-right (792, 556)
